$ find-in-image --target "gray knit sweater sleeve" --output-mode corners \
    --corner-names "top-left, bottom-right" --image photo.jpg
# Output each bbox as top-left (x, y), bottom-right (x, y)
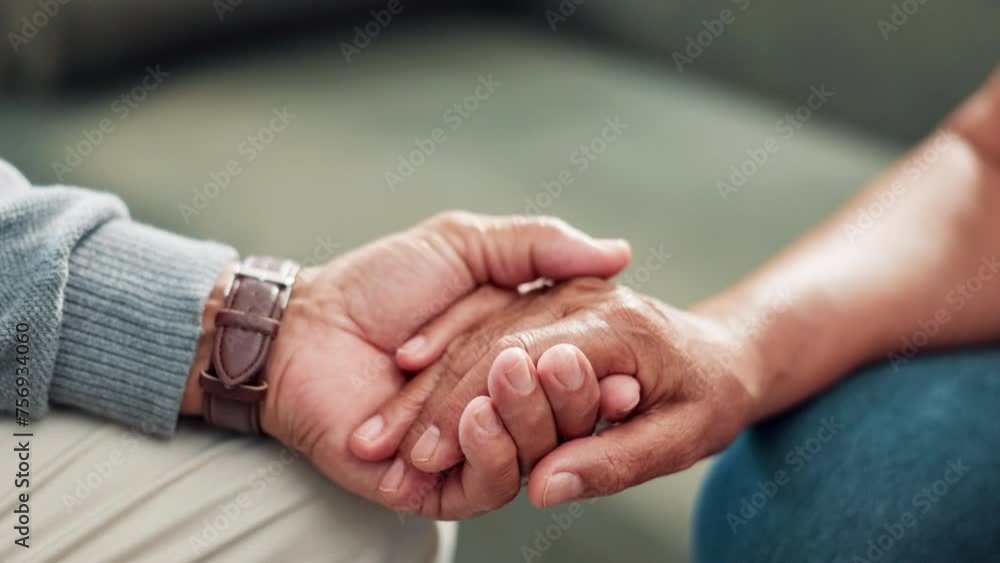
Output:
top-left (0, 160), bottom-right (237, 435)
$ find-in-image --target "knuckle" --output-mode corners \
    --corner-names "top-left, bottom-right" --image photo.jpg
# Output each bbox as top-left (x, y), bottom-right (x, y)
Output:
top-left (441, 337), bottom-right (464, 362)
top-left (494, 333), bottom-right (531, 355)
top-left (545, 277), bottom-right (616, 317)
top-left (529, 214), bottom-right (571, 233)
top-left (595, 447), bottom-right (629, 496)
top-left (499, 214), bottom-right (572, 241)
top-left (427, 209), bottom-right (472, 227)
top-left (395, 386), bottom-right (429, 419)
top-left (594, 437), bottom-right (681, 497)
top-left (606, 288), bottom-right (668, 337)
top-left (438, 341), bottom-right (472, 383)
top-left (607, 287), bottom-right (646, 317)
top-left (424, 210), bottom-right (482, 237)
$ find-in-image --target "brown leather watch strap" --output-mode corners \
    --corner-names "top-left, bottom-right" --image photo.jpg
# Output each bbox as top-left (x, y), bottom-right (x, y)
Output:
top-left (200, 256), bottom-right (300, 433)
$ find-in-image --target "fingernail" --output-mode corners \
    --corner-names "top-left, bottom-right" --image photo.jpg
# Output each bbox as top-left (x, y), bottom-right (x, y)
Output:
top-left (596, 238), bottom-right (630, 254)
top-left (474, 403), bottom-right (502, 435)
top-left (623, 391), bottom-right (641, 412)
top-left (411, 425), bottom-right (441, 463)
top-left (398, 335), bottom-right (426, 357)
top-left (504, 355), bottom-right (535, 394)
top-left (555, 348), bottom-right (583, 390)
top-left (543, 472), bottom-right (583, 507)
top-left (379, 458), bottom-right (405, 492)
top-left (353, 415), bottom-right (385, 442)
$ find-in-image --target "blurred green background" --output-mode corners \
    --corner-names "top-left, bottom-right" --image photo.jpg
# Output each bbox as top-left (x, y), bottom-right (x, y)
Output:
top-left (1, 1), bottom-right (996, 561)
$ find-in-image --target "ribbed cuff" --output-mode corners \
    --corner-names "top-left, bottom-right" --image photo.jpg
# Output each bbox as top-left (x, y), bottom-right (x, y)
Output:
top-left (51, 219), bottom-right (237, 435)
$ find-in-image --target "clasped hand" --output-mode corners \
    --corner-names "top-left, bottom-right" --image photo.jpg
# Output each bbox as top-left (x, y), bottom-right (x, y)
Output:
top-left (259, 212), bottom-right (762, 519)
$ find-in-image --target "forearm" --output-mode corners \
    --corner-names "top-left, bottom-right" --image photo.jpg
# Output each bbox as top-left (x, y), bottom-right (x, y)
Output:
top-left (695, 69), bottom-right (1000, 421)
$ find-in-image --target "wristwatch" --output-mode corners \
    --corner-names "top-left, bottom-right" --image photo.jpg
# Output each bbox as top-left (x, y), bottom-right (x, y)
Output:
top-left (199, 256), bottom-right (301, 433)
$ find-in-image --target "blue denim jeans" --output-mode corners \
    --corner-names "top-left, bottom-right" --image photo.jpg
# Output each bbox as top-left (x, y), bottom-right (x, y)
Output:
top-left (693, 348), bottom-right (1000, 562)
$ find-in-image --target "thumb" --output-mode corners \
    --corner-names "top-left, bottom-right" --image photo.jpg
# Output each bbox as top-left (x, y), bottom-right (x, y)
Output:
top-left (526, 405), bottom-right (709, 507)
top-left (424, 211), bottom-right (631, 286)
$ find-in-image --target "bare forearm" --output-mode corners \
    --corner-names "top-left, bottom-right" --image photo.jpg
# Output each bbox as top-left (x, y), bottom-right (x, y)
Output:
top-left (696, 69), bottom-right (1000, 421)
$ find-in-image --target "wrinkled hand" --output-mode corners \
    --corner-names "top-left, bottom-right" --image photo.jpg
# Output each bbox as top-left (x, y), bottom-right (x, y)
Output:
top-left (348, 283), bottom-right (643, 509)
top-left (355, 278), bottom-right (764, 508)
top-left (257, 212), bottom-right (632, 519)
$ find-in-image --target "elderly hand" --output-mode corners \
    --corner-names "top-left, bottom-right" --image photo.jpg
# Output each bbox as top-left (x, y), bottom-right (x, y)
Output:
top-left (355, 278), bottom-right (765, 509)
top-left (348, 283), bottom-right (643, 512)
top-left (252, 212), bottom-right (631, 519)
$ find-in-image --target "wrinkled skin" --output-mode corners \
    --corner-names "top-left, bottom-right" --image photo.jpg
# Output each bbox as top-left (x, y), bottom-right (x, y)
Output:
top-left (256, 211), bottom-right (633, 519)
top-left (354, 277), bottom-right (763, 510)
